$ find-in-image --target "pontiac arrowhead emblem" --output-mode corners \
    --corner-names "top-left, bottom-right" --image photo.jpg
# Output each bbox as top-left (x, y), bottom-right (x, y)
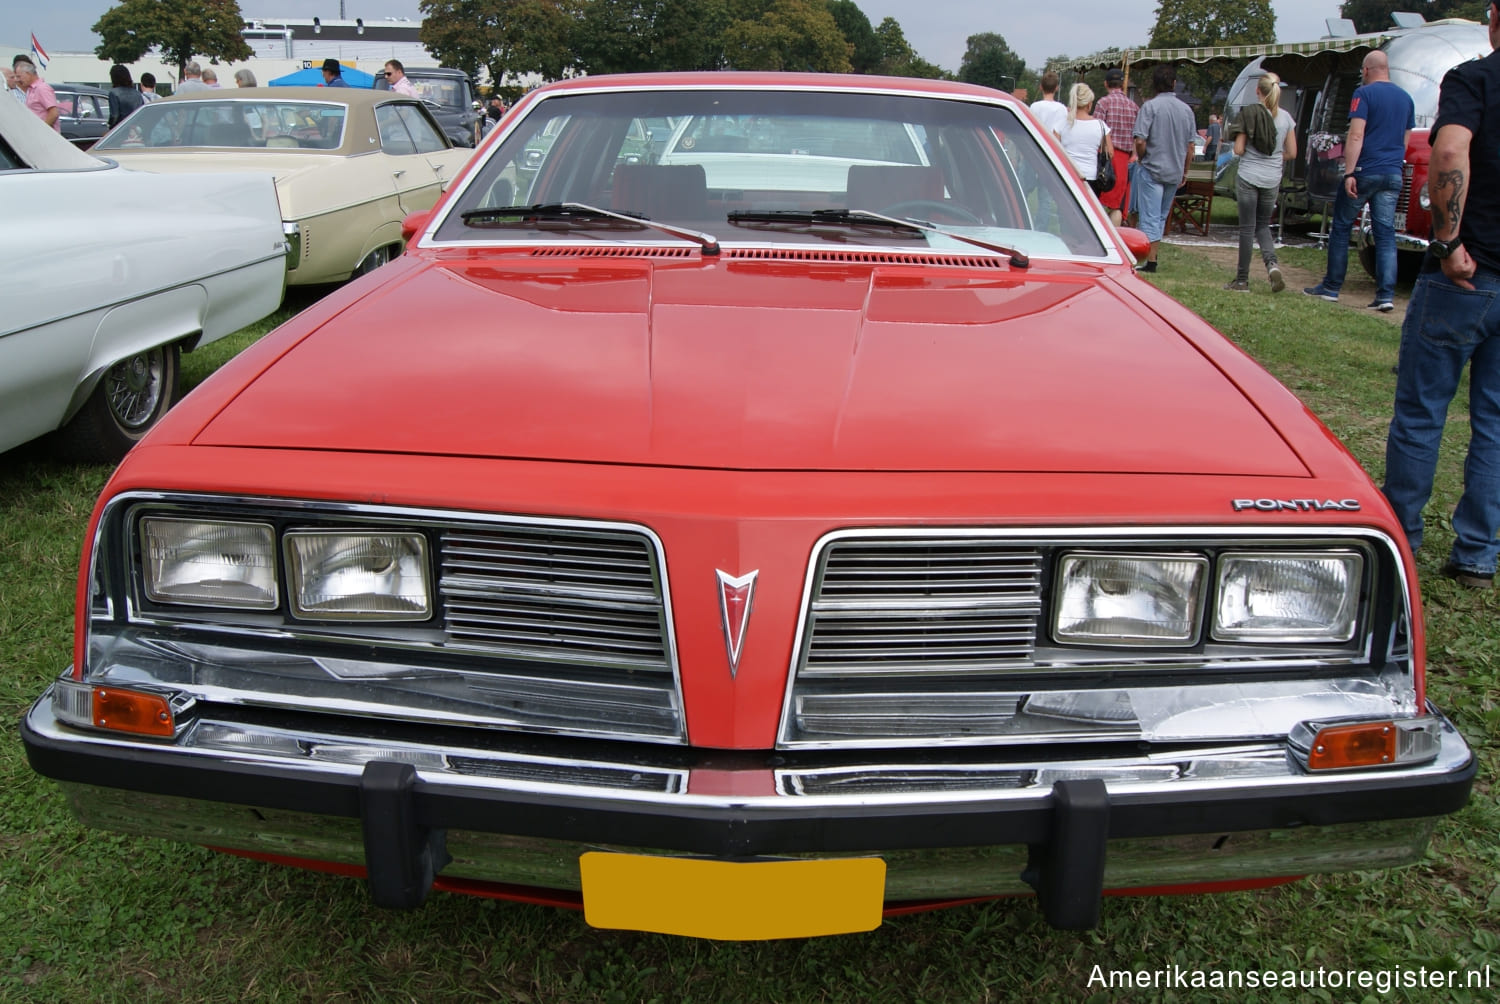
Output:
top-left (715, 569), bottom-right (758, 677)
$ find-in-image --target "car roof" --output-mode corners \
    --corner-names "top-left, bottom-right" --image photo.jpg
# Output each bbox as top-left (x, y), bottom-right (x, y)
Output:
top-left (156, 86), bottom-right (396, 108)
top-left (55, 83), bottom-right (109, 95)
top-left (526, 71), bottom-right (1018, 104)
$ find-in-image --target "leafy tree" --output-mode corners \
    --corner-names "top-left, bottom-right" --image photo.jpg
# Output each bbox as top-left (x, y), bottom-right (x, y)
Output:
top-left (825, 0), bottom-right (881, 72)
top-left (1340, 0), bottom-right (1490, 32)
top-left (1149, 0), bottom-right (1276, 122)
top-left (571, 0), bottom-right (730, 74)
top-left (721, 0), bottom-right (851, 72)
top-left (92, 0), bottom-right (251, 79)
top-left (421, 0), bottom-right (577, 86)
top-left (872, 16), bottom-right (949, 78)
top-left (958, 32), bottom-right (1027, 93)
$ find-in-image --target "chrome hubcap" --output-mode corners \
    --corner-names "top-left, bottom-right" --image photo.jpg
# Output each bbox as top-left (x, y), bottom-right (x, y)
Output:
top-left (105, 350), bottom-right (164, 430)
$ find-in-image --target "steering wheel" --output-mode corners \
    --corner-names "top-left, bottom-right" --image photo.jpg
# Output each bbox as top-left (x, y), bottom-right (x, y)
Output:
top-left (878, 199), bottom-right (983, 225)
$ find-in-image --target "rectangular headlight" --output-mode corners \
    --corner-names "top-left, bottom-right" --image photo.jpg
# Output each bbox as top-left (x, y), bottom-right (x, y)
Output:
top-left (1214, 552), bottom-right (1361, 642)
top-left (140, 517), bottom-right (277, 609)
top-left (1054, 553), bottom-right (1207, 645)
top-left (285, 531), bottom-right (431, 620)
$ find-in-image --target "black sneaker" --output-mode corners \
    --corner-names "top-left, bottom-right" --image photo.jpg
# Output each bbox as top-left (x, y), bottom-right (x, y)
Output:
top-left (1136, 261), bottom-right (1158, 274)
top-left (1439, 562), bottom-right (1494, 589)
top-left (1368, 300), bottom-right (1395, 312)
top-left (1303, 285), bottom-right (1338, 302)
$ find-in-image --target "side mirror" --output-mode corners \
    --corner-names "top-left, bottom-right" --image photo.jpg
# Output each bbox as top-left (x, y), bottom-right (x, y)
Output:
top-left (1117, 227), bottom-right (1152, 261)
top-left (401, 209), bottom-right (433, 243)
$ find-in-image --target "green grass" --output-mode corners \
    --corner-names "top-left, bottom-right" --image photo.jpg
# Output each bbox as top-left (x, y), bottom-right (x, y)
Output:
top-left (2, 257), bottom-right (1497, 1002)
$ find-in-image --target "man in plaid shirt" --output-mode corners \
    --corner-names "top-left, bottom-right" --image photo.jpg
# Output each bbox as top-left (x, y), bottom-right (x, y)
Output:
top-left (1095, 68), bottom-right (1138, 226)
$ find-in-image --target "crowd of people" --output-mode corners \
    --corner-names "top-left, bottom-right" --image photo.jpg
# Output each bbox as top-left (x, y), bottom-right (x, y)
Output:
top-left (1030, 5), bottom-right (1499, 589)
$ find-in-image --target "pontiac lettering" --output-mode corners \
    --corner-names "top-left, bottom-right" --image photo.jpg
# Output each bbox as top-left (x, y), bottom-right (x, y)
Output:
top-left (1231, 498), bottom-right (1362, 512)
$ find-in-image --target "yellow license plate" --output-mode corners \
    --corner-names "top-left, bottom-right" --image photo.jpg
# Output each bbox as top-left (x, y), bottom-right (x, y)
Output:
top-left (580, 852), bottom-right (886, 940)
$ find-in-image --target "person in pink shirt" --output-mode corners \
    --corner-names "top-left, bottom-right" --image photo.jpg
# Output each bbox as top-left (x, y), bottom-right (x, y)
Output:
top-left (13, 58), bottom-right (59, 131)
top-left (384, 59), bottom-right (416, 97)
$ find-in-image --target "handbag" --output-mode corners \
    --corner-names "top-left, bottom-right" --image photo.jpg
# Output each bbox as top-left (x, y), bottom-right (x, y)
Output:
top-left (1091, 140), bottom-right (1116, 195)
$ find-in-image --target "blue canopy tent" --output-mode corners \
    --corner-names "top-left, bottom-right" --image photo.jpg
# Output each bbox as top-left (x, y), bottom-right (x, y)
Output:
top-left (268, 65), bottom-right (376, 88)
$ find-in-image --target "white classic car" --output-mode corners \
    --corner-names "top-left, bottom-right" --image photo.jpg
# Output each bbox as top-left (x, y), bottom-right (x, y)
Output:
top-left (0, 94), bottom-right (286, 461)
top-left (91, 88), bottom-right (473, 285)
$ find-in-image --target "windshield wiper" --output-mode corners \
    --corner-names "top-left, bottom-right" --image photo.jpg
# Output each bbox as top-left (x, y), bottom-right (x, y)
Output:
top-left (729, 208), bottom-right (1030, 268)
top-left (461, 202), bottom-right (720, 255)
top-left (726, 209), bottom-right (925, 240)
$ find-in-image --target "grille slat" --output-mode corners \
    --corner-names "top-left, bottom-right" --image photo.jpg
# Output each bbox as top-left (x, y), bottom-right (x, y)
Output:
top-left (439, 526), bottom-right (670, 671)
top-left (801, 542), bottom-right (1044, 677)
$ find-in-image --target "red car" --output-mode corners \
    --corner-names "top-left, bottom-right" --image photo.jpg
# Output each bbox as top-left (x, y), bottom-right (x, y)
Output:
top-left (23, 72), bottom-right (1472, 939)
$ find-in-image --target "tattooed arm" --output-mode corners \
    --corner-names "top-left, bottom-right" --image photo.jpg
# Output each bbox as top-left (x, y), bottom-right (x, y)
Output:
top-left (1430, 122), bottom-right (1476, 287)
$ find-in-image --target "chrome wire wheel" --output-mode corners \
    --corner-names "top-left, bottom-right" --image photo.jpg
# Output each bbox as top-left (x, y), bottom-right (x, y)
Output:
top-left (104, 348), bottom-right (168, 431)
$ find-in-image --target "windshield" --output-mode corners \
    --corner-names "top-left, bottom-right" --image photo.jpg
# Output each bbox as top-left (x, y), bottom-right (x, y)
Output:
top-left (437, 88), bottom-right (1106, 258)
top-left (94, 100), bottom-right (348, 151)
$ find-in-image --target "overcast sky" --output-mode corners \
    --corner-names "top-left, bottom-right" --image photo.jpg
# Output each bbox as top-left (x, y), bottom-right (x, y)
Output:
top-left (4, 1), bottom-right (1350, 73)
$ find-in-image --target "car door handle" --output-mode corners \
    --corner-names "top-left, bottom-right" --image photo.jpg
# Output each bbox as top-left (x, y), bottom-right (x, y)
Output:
top-left (392, 169), bottom-right (405, 178)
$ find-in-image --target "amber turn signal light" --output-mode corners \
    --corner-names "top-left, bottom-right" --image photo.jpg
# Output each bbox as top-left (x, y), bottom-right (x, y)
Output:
top-left (94, 687), bottom-right (174, 737)
top-left (1305, 721), bottom-right (1397, 770)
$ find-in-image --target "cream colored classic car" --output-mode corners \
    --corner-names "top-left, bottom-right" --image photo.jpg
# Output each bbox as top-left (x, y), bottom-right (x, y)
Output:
top-left (92, 88), bottom-right (472, 285)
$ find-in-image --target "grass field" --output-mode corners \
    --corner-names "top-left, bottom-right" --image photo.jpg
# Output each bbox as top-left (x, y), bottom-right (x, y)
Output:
top-left (2, 248), bottom-right (1497, 1003)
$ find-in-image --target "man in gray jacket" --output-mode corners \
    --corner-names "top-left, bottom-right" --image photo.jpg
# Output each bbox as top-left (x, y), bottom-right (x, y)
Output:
top-left (1131, 63), bottom-right (1197, 273)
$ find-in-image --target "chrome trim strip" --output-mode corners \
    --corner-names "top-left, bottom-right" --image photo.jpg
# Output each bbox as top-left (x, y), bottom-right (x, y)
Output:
top-left (420, 82), bottom-right (1122, 265)
top-left (777, 526), bottom-right (1413, 749)
top-left (27, 693), bottom-right (1469, 812)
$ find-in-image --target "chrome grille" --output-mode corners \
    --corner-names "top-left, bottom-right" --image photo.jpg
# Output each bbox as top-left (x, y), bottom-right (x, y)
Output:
top-left (440, 526), bottom-right (670, 672)
top-left (802, 539), bottom-right (1044, 676)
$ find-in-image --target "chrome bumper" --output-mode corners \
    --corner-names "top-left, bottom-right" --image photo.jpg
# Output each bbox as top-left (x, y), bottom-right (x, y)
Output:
top-left (23, 686), bottom-right (1474, 928)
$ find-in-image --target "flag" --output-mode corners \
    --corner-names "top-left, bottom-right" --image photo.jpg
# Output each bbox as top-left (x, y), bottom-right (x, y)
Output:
top-left (30, 33), bottom-right (48, 71)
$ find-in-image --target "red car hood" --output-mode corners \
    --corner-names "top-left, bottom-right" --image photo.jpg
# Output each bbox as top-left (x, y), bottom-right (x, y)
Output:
top-left (196, 256), bottom-right (1305, 476)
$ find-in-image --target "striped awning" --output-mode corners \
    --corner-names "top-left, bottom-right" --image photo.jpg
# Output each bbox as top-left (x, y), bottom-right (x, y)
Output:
top-left (1068, 34), bottom-right (1390, 73)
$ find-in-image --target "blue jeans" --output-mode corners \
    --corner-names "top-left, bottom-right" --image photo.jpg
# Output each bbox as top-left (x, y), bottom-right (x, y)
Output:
top-left (1134, 170), bottom-right (1176, 243)
top-left (1383, 268), bottom-right (1500, 575)
top-left (1321, 173), bottom-right (1403, 302)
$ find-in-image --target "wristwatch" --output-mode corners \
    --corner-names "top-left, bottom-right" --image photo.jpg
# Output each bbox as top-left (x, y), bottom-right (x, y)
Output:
top-left (1430, 237), bottom-right (1462, 259)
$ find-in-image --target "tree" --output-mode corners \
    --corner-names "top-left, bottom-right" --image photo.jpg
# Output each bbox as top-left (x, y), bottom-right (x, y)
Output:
top-left (825, 0), bottom-right (881, 73)
top-left (93, 0), bottom-right (251, 79)
top-left (570, 0), bottom-right (730, 74)
top-left (721, 0), bottom-right (851, 72)
top-left (958, 32), bottom-right (1027, 93)
top-left (1149, 0), bottom-right (1276, 122)
top-left (421, 0), bottom-right (577, 87)
top-left (872, 16), bottom-right (949, 79)
top-left (1340, 0), bottom-right (1490, 32)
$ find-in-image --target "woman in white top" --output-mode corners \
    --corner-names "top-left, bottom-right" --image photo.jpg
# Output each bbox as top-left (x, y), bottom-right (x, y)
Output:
top-left (1055, 82), bottom-right (1110, 184)
top-left (1225, 73), bottom-right (1297, 291)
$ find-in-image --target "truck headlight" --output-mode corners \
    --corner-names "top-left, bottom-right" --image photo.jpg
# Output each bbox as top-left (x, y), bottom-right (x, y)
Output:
top-left (1418, 183), bottom-right (1430, 211)
top-left (1054, 553), bottom-right (1207, 645)
top-left (1213, 552), bottom-right (1361, 642)
top-left (285, 531), bottom-right (431, 620)
top-left (141, 517), bottom-right (278, 609)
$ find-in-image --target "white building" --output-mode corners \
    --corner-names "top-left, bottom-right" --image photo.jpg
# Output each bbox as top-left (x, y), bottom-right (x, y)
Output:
top-left (7, 17), bottom-right (441, 91)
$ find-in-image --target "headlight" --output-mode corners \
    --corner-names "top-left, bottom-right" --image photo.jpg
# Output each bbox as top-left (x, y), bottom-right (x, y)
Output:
top-left (141, 517), bottom-right (278, 609)
top-left (1054, 553), bottom-right (1207, 645)
top-left (285, 531), bottom-right (431, 620)
top-left (1213, 552), bottom-right (1361, 642)
top-left (1418, 182), bottom-right (1430, 211)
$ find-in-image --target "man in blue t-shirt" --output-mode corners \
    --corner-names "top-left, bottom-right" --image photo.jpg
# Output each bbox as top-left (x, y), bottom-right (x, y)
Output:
top-left (1383, 1), bottom-right (1500, 589)
top-left (1304, 50), bottom-right (1415, 310)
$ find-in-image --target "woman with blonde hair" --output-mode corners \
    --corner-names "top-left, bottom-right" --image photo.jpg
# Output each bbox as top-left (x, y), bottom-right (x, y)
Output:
top-left (1224, 72), bottom-right (1297, 291)
top-left (1055, 82), bottom-right (1110, 187)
